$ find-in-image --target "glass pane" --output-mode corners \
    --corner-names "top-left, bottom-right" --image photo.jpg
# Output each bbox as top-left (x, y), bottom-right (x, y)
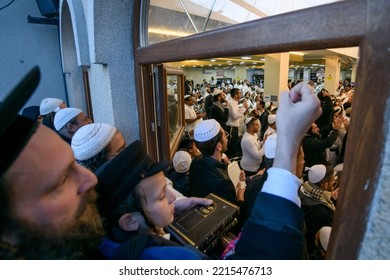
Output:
top-left (146, 0), bottom-right (343, 45)
top-left (166, 48), bottom-right (357, 87)
top-left (167, 74), bottom-right (182, 144)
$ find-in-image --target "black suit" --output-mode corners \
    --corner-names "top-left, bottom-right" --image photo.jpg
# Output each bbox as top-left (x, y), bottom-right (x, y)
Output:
top-left (210, 102), bottom-right (229, 131)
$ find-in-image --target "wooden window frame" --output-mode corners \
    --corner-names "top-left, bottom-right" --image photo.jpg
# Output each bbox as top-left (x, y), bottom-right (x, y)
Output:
top-left (133, 0), bottom-right (390, 259)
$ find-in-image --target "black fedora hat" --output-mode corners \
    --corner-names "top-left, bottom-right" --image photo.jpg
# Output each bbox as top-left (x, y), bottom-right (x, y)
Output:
top-left (95, 140), bottom-right (170, 218)
top-left (0, 66), bottom-right (41, 177)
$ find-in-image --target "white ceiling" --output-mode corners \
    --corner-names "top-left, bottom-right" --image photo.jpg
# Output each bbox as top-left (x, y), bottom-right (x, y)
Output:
top-left (151, 0), bottom-right (343, 25)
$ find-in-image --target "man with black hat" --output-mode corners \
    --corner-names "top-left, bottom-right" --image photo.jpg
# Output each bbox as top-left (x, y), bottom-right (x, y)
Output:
top-left (0, 67), bottom-right (104, 259)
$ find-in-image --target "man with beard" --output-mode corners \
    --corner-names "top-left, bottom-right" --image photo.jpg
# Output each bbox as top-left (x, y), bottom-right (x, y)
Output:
top-left (210, 89), bottom-right (229, 131)
top-left (0, 67), bottom-right (105, 259)
top-left (302, 117), bottom-right (342, 168)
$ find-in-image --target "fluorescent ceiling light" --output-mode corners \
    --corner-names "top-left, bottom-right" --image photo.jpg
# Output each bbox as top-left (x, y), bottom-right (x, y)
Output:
top-left (289, 51), bottom-right (305, 56)
top-left (148, 28), bottom-right (192, 37)
top-left (210, 59), bottom-right (216, 62)
top-left (241, 56), bottom-right (252, 60)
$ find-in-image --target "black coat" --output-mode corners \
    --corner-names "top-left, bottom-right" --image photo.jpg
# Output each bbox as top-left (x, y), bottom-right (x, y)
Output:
top-left (302, 130), bottom-right (339, 167)
top-left (210, 103), bottom-right (229, 131)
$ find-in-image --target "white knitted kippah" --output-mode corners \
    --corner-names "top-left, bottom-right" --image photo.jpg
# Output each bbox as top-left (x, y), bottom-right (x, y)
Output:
top-left (71, 123), bottom-right (116, 160)
top-left (54, 108), bottom-right (82, 131)
top-left (194, 119), bottom-right (221, 142)
top-left (39, 97), bottom-right (64, 115)
top-left (173, 150), bottom-right (192, 173)
top-left (308, 164), bottom-right (327, 184)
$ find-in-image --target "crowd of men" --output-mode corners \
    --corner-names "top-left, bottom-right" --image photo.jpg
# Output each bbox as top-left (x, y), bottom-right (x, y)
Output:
top-left (1, 66), bottom-right (353, 259)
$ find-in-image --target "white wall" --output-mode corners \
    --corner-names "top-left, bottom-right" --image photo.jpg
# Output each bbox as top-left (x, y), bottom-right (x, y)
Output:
top-left (59, 0), bottom-right (139, 142)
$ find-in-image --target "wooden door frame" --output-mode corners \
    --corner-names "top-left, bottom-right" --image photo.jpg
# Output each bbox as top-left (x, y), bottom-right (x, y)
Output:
top-left (133, 0), bottom-right (390, 259)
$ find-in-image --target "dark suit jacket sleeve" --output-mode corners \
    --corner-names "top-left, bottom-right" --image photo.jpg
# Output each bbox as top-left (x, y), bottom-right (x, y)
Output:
top-left (229, 192), bottom-right (304, 259)
top-left (303, 129), bottom-right (339, 151)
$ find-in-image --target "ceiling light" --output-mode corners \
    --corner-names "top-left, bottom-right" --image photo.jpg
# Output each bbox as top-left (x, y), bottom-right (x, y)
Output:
top-left (226, 60), bottom-right (231, 63)
top-left (208, 64), bottom-right (212, 66)
top-left (148, 28), bottom-right (192, 37)
top-left (241, 56), bottom-right (251, 60)
top-left (253, 62), bottom-right (257, 64)
top-left (289, 51), bottom-right (305, 56)
top-left (210, 59), bottom-right (216, 62)
top-left (240, 61), bottom-right (245, 65)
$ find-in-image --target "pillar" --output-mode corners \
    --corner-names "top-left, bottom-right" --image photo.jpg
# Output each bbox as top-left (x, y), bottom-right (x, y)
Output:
top-left (264, 52), bottom-right (289, 105)
top-left (234, 65), bottom-right (247, 82)
top-left (351, 61), bottom-right (358, 83)
top-left (324, 56), bottom-right (341, 95)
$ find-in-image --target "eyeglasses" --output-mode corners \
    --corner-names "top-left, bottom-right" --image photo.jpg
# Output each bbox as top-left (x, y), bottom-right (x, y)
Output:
top-left (224, 131), bottom-right (230, 140)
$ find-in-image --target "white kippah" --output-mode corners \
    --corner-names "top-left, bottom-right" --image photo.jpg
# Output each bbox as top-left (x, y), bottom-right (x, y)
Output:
top-left (268, 114), bottom-right (276, 124)
top-left (71, 123), bottom-right (116, 161)
top-left (173, 151), bottom-right (192, 173)
top-left (319, 226), bottom-right (332, 251)
top-left (245, 117), bottom-right (254, 125)
top-left (308, 164), bottom-right (327, 184)
top-left (39, 97), bottom-right (64, 115)
top-left (264, 133), bottom-right (277, 159)
top-left (54, 108), bottom-right (82, 131)
top-left (212, 88), bottom-right (222, 96)
top-left (194, 119), bottom-right (221, 142)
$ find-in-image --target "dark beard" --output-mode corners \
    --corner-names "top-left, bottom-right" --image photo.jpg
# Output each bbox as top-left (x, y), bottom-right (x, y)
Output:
top-left (7, 189), bottom-right (105, 259)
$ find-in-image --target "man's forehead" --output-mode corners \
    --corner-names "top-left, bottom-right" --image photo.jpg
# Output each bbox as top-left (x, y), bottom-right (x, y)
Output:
top-left (5, 125), bottom-right (72, 185)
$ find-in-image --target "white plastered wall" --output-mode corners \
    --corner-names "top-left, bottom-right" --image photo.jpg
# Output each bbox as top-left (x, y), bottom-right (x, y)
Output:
top-left (59, 0), bottom-right (139, 143)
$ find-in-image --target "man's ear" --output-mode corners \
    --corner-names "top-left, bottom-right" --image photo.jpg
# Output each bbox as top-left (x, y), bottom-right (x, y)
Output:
top-left (216, 141), bottom-right (222, 152)
top-left (118, 213), bottom-right (139, 232)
